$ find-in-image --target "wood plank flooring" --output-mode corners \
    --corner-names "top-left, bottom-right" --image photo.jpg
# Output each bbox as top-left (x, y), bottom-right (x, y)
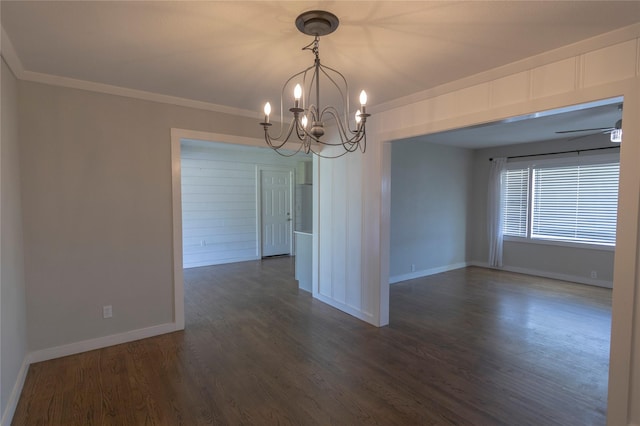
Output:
top-left (12, 259), bottom-right (611, 425)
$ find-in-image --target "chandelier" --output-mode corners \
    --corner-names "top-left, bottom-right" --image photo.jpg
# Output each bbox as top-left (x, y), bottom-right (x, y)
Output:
top-left (260, 10), bottom-right (370, 158)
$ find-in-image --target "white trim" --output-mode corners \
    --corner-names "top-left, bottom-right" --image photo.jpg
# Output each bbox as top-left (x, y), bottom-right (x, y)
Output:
top-left (0, 25), bottom-right (258, 120)
top-left (504, 235), bottom-right (616, 252)
top-left (469, 261), bottom-right (613, 289)
top-left (389, 262), bottom-right (468, 284)
top-left (20, 70), bottom-right (259, 119)
top-left (170, 136), bottom-right (185, 330)
top-left (313, 293), bottom-right (375, 324)
top-left (29, 322), bottom-right (179, 364)
top-left (173, 128), bottom-right (266, 149)
top-left (184, 255), bottom-right (261, 270)
top-left (0, 27), bottom-right (25, 77)
top-left (0, 357), bottom-right (29, 426)
top-left (372, 23), bottom-right (640, 115)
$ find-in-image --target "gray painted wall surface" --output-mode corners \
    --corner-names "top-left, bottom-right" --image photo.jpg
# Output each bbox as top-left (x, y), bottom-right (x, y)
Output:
top-left (1, 58), bottom-right (27, 419)
top-left (390, 141), bottom-right (473, 280)
top-left (18, 81), bottom-right (260, 351)
top-left (470, 136), bottom-right (618, 284)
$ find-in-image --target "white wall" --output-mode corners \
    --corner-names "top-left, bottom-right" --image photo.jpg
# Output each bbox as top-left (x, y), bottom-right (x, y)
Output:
top-left (181, 140), bottom-right (301, 268)
top-left (1, 58), bottom-right (27, 424)
top-left (470, 136), bottom-right (618, 286)
top-left (389, 140), bottom-right (472, 283)
top-left (18, 81), bottom-right (260, 352)
top-left (315, 150), bottom-right (370, 322)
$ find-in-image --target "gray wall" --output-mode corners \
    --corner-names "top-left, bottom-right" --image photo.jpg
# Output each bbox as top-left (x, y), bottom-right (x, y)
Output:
top-left (389, 134), bottom-right (617, 287)
top-left (18, 81), bottom-right (259, 351)
top-left (390, 140), bottom-right (473, 282)
top-left (470, 136), bottom-right (618, 285)
top-left (1, 58), bottom-right (27, 419)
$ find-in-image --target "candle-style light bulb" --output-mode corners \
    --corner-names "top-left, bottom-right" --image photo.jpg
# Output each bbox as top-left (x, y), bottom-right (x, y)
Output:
top-left (293, 84), bottom-right (302, 109)
top-left (355, 109), bottom-right (362, 124)
top-left (263, 102), bottom-right (271, 123)
top-left (301, 115), bottom-right (308, 128)
top-left (359, 90), bottom-right (367, 106)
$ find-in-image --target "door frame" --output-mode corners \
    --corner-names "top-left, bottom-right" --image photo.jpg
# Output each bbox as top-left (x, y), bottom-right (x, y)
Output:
top-left (256, 165), bottom-right (295, 258)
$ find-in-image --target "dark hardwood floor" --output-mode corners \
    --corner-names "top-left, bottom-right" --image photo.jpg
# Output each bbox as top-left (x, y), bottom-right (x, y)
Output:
top-left (12, 258), bottom-right (611, 425)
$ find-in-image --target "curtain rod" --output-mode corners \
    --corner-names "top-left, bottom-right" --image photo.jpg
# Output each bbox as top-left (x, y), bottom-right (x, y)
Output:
top-left (489, 145), bottom-right (620, 161)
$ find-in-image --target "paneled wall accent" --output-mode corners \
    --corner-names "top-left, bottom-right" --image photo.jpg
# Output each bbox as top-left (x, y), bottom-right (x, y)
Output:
top-left (316, 148), bottom-right (368, 322)
top-left (376, 36), bottom-right (640, 138)
top-left (181, 141), bottom-right (299, 268)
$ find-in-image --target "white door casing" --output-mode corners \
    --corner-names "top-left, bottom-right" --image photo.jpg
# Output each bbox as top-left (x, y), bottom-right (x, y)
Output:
top-left (260, 169), bottom-right (293, 257)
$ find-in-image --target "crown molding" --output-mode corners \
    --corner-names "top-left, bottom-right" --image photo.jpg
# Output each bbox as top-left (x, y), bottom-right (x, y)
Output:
top-left (1, 25), bottom-right (25, 77)
top-left (18, 69), bottom-right (259, 119)
top-left (1, 23), bottom-right (258, 119)
top-left (373, 23), bottom-right (640, 115)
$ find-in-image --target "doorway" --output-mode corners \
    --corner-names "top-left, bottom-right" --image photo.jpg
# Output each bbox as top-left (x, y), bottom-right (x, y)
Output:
top-left (259, 168), bottom-right (294, 257)
top-left (387, 98), bottom-right (622, 424)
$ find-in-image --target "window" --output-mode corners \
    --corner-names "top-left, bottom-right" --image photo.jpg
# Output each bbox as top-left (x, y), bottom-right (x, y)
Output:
top-left (502, 159), bottom-right (619, 247)
top-left (503, 169), bottom-right (529, 237)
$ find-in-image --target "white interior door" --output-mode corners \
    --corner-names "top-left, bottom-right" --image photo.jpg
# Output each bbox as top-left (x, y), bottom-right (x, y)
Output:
top-left (261, 169), bottom-right (292, 257)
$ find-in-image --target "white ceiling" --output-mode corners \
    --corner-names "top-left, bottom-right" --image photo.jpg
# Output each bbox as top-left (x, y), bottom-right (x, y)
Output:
top-left (1, 1), bottom-right (638, 144)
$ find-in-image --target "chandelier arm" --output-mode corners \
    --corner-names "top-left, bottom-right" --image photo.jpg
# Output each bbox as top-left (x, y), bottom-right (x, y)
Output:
top-left (321, 107), bottom-right (354, 143)
top-left (303, 65), bottom-right (318, 114)
top-left (322, 108), bottom-right (366, 145)
top-left (317, 64), bottom-right (350, 127)
top-left (265, 118), bottom-right (299, 150)
top-left (306, 104), bottom-right (319, 122)
top-left (270, 142), bottom-right (306, 157)
top-left (283, 65), bottom-right (314, 104)
top-left (267, 128), bottom-right (311, 157)
top-left (267, 70), bottom-right (306, 142)
top-left (305, 143), bottom-right (358, 159)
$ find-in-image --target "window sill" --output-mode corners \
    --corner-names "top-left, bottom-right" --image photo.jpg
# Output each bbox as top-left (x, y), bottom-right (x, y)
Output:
top-left (503, 235), bottom-right (615, 252)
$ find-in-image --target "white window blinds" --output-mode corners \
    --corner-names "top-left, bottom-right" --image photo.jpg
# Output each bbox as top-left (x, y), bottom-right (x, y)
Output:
top-left (503, 168), bottom-right (529, 237)
top-left (531, 162), bottom-right (619, 245)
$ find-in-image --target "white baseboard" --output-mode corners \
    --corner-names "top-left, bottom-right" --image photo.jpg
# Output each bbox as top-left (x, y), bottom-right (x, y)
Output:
top-left (468, 261), bottom-right (613, 288)
top-left (1, 356), bottom-right (30, 426)
top-left (1, 322), bottom-right (181, 425)
top-left (389, 262), bottom-right (468, 284)
top-left (29, 322), bottom-right (180, 364)
top-left (184, 255), bottom-right (260, 269)
top-left (313, 292), bottom-right (377, 326)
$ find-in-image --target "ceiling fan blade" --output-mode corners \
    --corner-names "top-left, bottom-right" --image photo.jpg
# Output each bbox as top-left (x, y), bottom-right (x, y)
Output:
top-left (566, 133), bottom-right (608, 142)
top-left (555, 127), bottom-right (615, 134)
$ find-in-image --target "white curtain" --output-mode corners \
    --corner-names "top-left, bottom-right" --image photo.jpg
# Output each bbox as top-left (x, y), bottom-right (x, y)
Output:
top-left (487, 157), bottom-right (506, 267)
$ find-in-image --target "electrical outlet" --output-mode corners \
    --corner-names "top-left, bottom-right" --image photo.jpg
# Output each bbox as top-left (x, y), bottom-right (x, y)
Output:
top-left (590, 271), bottom-right (598, 279)
top-left (411, 264), bottom-right (416, 272)
top-left (103, 305), bottom-right (113, 319)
